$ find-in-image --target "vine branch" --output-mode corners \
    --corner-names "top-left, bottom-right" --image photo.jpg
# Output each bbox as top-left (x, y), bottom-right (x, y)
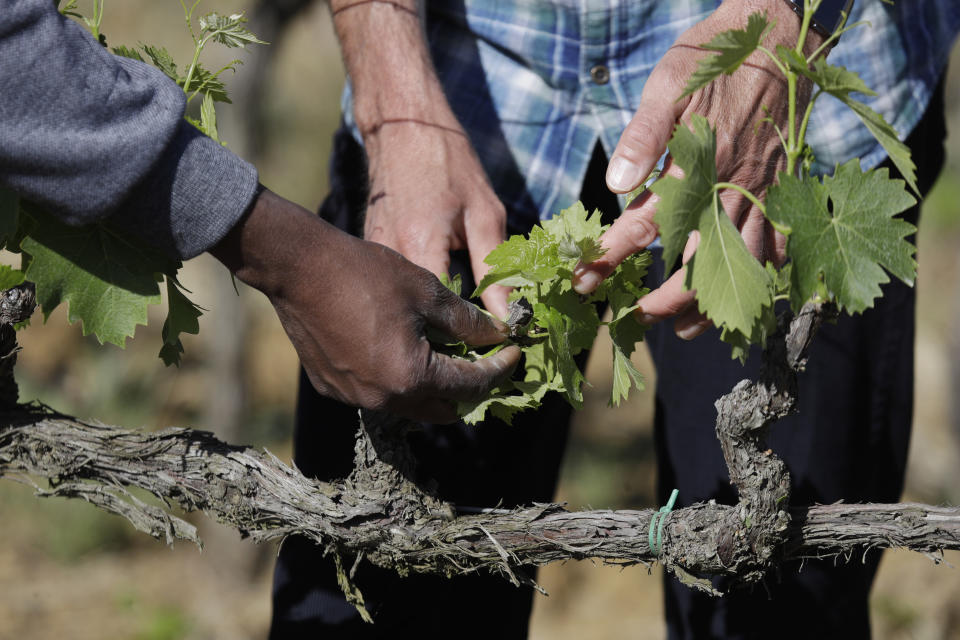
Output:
top-left (1, 286), bottom-right (956, 608)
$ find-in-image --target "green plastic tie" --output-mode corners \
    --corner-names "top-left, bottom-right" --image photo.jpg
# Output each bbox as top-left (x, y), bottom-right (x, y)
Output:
top-left (648, 489), bottom-right (679, 557)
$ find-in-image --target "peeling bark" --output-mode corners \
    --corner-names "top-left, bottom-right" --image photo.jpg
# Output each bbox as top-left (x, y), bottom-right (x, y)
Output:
top-left (2, 408), bottom-right (959, 580)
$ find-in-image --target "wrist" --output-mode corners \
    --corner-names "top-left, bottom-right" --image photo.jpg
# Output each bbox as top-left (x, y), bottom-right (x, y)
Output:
top-left (353, 79), bottom-right (461, 139)
top-left (209, 187), bottom-right (331, 299)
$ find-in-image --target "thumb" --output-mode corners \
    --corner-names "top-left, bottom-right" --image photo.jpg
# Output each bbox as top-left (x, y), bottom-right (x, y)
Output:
top-left (422, 345), bottom-right (522, 403)
top-left (606, 63), bottom-right (687, 194)
top-left (423, 281), bottom-right (510, 347)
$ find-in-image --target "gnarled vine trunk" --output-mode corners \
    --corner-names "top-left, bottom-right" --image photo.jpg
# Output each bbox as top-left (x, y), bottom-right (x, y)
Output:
top-left (1, 283), bottom-right (959, 619)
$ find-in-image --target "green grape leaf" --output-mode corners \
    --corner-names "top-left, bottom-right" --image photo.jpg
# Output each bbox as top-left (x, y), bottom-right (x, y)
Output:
top-left (779, 49), bottom-right (918, 195)
top-left (475, 202), bottom-right (611, 295)
top-left (521, 341), bottom-right (558, 387)
top-left (719, 300), bottom-right (776, 364)
top-left (766, 159), bottom-right (917, 314)
top-left (541, 281), bottom-right (601, 353)
top-left (651, 114), bottom-right (717, 269)
top-left (0, 187), bottom-right (20, 250)
top-left (604, 252), bottom-right (651, 405)
top-left (843, 100), bottom-right (918, 196)
top-left (768, 260), bottom-right (792, 297)
top-left (459, 383), bottom-right (540, 426)
top-left (188, 62), bottom-right (233, 103)
top-left (140, 45), bottom-right (179, 82)
top-left (111, 44), bottom-right (145, 63)
top-left (458, 378), bottom-right (560, 426)
top-left (608, 312), bottom-right (647, 406)
top-left (536, 304), bottom-right (585, 409)
top-left (778, 48), bottom-right (875, 98)
top-left (546, 201), bottom-right (607, 263)
top-left (463, 203), bottom-right (650, 422)
top-left (558, 234), bottom-right (606, 263)
top-left (199, 92), bottom-right (219, 142)
top-left (159, 276), bottom-right (203, 367)
top-left (611, 342), bottom-right (645, 407)
top-left (684, 197), bottom-right (774, 338)
top-left (652, 114), bottom-right (772, 337)
top-left (680, 12), bottom-right (771, 100)
top-left (19, 209), bottom-right (175, 346)
top-left (0, 265), bottom-right (26, 291)
top-left (199, 13), bottom-right (268, 49)
top-left (540, 201), bottom-right (606, 247)
top-left (474, 226), bottom-right (560, 295)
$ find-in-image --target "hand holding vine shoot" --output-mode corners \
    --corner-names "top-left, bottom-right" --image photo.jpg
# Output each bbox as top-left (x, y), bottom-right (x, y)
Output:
top-left (469, 0), bottom-right (919, 420)
top-left (563, 0), bottom-right (917, 362)
top-left (210, 189), bottom-right (520, 424)
top-left (572, 0), bottom-right (821, 340)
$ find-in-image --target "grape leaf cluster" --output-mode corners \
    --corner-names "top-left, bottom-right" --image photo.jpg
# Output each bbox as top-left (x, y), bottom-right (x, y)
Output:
top-left (457, 203), bottom-right (651, 425)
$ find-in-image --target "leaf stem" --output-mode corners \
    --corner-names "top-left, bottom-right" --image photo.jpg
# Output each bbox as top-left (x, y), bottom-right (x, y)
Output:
top-left (87, 0), bottom-right (104, 42)
top-left (181, 34), bottom-right (213, 97)
top-left (796, 88), bottom-right (822, 156)
top-left (714, 183), bottom-right (766, 214)
top-left (784, 0), bottom-right (817, 177)
top-left (806, 16), bottom-right (861, 63)
top-left (180, 0), bottom-right (201, 44)
top-left (795, 0), bottom-right (817, 56)
top-left (188, 58), bottom-right (239, 103)
top-left (757, 46), bottom-right (787, 75)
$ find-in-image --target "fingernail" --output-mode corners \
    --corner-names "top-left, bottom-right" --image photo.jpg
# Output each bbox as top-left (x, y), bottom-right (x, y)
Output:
top-left (607, 156), bottom-right (643, 193)
top-left (676, 323), bottom-right (708, 341)
top-left (637, 312), bottom-right (658, 325)
top-left (573, 268), bottom-right (602, 294)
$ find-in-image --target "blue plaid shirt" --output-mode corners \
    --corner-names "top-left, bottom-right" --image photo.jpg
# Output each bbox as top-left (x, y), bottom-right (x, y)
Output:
top-left (343, 1), bottom-right (960, 228)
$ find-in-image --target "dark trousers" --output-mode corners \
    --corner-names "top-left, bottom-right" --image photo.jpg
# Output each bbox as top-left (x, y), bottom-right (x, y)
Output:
top-left (270, 82), bottom-right (945, 639)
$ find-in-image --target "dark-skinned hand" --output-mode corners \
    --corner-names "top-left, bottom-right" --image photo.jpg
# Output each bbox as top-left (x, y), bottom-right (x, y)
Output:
top-left (210, 188), bottom-right (520, 423)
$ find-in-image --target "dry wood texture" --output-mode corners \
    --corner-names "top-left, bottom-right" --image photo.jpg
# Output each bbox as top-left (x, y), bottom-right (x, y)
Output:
top-left (1, 283), bottom-right (959, 614)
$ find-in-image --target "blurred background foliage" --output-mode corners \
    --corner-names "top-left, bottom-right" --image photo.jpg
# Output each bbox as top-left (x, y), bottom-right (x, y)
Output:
top-left (1, 2), bottom-right (959, 639)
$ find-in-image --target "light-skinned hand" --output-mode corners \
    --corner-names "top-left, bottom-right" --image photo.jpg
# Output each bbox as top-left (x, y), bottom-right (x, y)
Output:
top-left (573, 0), bottom-right (823, 339)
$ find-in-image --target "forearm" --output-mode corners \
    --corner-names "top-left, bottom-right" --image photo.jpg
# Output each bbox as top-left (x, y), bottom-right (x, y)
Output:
top-left (330, 0), bottom-right (460, 135)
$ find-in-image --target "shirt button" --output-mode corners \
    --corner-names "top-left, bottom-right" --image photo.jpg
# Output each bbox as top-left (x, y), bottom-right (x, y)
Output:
top-left (590, 64), bottom-right (610, 85)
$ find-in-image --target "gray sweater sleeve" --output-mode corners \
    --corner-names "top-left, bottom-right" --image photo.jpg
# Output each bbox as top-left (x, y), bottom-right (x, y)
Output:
top-left (0, 0), bottom-right (259, 259)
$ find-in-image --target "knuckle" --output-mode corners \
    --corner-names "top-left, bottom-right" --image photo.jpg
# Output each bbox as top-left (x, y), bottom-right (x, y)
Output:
top-left (662, 295), bottom-right (694, 317)
top-left (620, 213), bottom-right (659, 249)
top-left (618, 117), bottom-right (663, 163)
top-left (486, 201), bottom-right (507, 226)
top-left (422, 276), bottom-right (458, 309)
top-left (358, 388), bottom-right (390, 412)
